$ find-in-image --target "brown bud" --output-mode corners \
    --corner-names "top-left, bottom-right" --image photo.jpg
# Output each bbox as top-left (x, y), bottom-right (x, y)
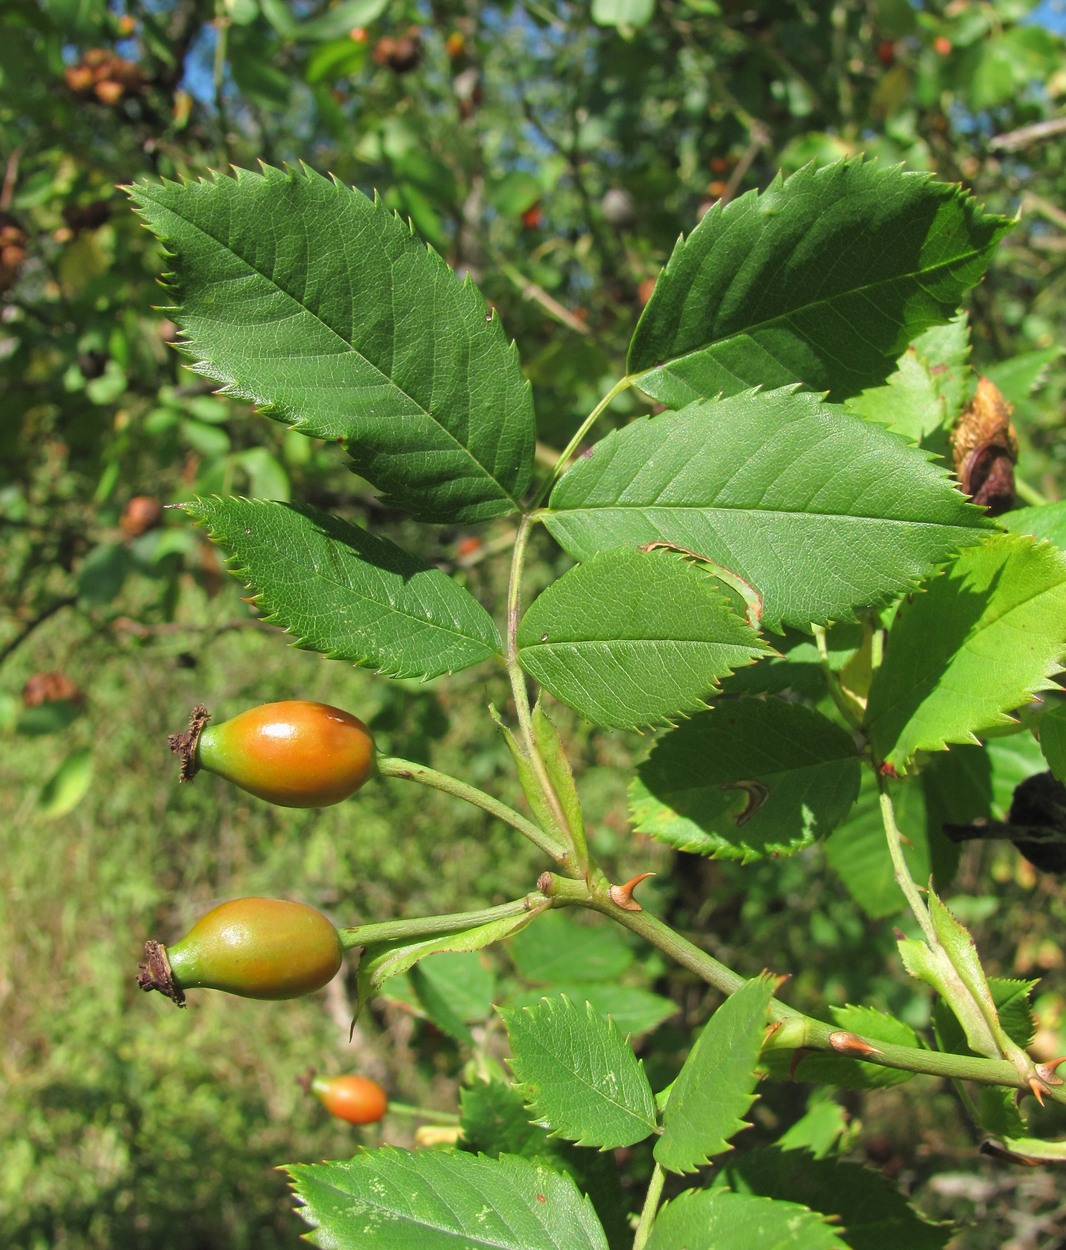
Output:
top-left (951, 377), bottom-right (1018, 516)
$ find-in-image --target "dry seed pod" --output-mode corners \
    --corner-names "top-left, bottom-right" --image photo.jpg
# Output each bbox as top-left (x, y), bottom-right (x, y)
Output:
top-left (950, 376), bottom-right (1018, 516)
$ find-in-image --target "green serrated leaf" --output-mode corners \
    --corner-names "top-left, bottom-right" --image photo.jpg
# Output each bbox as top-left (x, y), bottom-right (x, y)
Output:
top-left (183, 497), bottom-right (501, 679)
top-left (459, 1081), bottom-right (635, 1249)
top-left (128, 164), bottom-right (535, 522)
top-left (646, 1188), bottom-right (845, 1250)
top-left (655, 974), bottom-right (775, 1173)
top-left (286, 1148), bottom-right (610, 1249)
top-left (501, 996), bottom-right (658, 1149)
top-left (545, 388), bottom-right (988, 633)
top-left (866, 533), bottom-right (1066, 772)
top-left (628, 158), bottom-right (1011, 406)
top-left (713, 1147), bottom-right (950, 1250)
top-left (630, 698), bottom-right (860, 862)
top-left (517, 546), bottom-right (769, 729)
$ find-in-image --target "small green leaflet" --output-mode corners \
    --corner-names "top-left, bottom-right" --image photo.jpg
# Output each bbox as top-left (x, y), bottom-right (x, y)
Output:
top-left (866, 533), bottom-right (1066, 772)
top-left (846, 315), bottom-right (974, 447)
top-left (630, 698), bottom-right (861, 862)
top-left (545, 388), bottom-right (989, 633)
top-left (898, 890), bottom-right (1005, 1059)
top-left (286, 1148), bottom-right (609, 1250)
top-left (517, 546), bottom-right (770, 729)
top-left (128, 164), bottom-right (535, 522)
top-left (183, 498), bottom-right (501, 679)
top-left (355, 909), bottom-right (537, 1017)
top-left (646, 1189), bottom-right (846, 1250)
top-left (501, 996), bottom-right (658, 1149)
top-left (628, 158), bottom-right (1012, 406)
top-left (655, 974), bottom-right (775, 1173)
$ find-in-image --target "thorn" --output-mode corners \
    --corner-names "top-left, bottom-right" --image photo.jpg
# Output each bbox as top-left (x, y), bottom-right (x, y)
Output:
top-left (828, 1030), bottom-right (883, 1059)
top-left (1036, 1056), bottom-right (1066, 1088)
top-left (1028, 1077), bottom-right (1046, 1106)
top-left (789, 1048), bottom-right (815, 1080)
top-left (608, 872), bottom-right (656, 912)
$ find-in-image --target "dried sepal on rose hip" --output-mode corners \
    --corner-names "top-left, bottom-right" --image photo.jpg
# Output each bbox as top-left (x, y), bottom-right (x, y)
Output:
top-left (298, 1069), bottom-right (389, 1125)
top-left (137, 897), bottom-right (343, 1007)
top-left (168, 700), bottom-right (375, 808)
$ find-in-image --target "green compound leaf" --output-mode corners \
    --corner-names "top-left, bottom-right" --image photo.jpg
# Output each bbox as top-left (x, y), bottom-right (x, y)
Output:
top-left (501, 995), bottom-right (659, 1149)
top-left (183, 497), bottom-right (501, 679)
top-left (630, 698), bottom-right (862, 862)
top-left (286, 1148), bottom-right (609, 1250)
top-left (129, 164), bottom-right (534, 522)
top-left (655, 974), bottom-right (775, 1174)
top-left (628, 158), bottom-right (1011, 406)
top-left (517, 546), bottom-right (770, 729)
top-left (866, 533), bottom-right (1066, 772)
top-left (646, 1189), bottom-right (846, 1250)
top-left (545, 388), bottom-right (989, 633)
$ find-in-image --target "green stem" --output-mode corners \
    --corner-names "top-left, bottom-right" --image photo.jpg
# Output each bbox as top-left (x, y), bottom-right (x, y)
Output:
top-left (502, 515), bottom-right (584, 873)
top-left (877, 782), bottom-right (940, 947)
top-left (812, 623), bottom-right (862, 731)
top-left (539, 873), bottom-right (1066, 1098)
top-left (384, 1101), bottom-right (461, 1124)
top-left (1014, 474), bottom-right (1050, 507)
top-left (533, 375), bottom-right (634, 509)
top-left (376, 755), bottom-right (568, 865)
top-left (339, 893), bottom-right (547, 951)
top-left (632, 1162), bottom-right (666, 1250)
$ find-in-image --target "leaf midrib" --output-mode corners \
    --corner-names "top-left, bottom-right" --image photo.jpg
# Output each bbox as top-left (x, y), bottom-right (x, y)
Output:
top-left (548, 500), bottom-right (980, 529)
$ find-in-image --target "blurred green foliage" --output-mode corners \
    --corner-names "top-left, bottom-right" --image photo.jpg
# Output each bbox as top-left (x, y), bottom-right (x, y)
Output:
top-left (4, 0), bottom-right (1066, 1246)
